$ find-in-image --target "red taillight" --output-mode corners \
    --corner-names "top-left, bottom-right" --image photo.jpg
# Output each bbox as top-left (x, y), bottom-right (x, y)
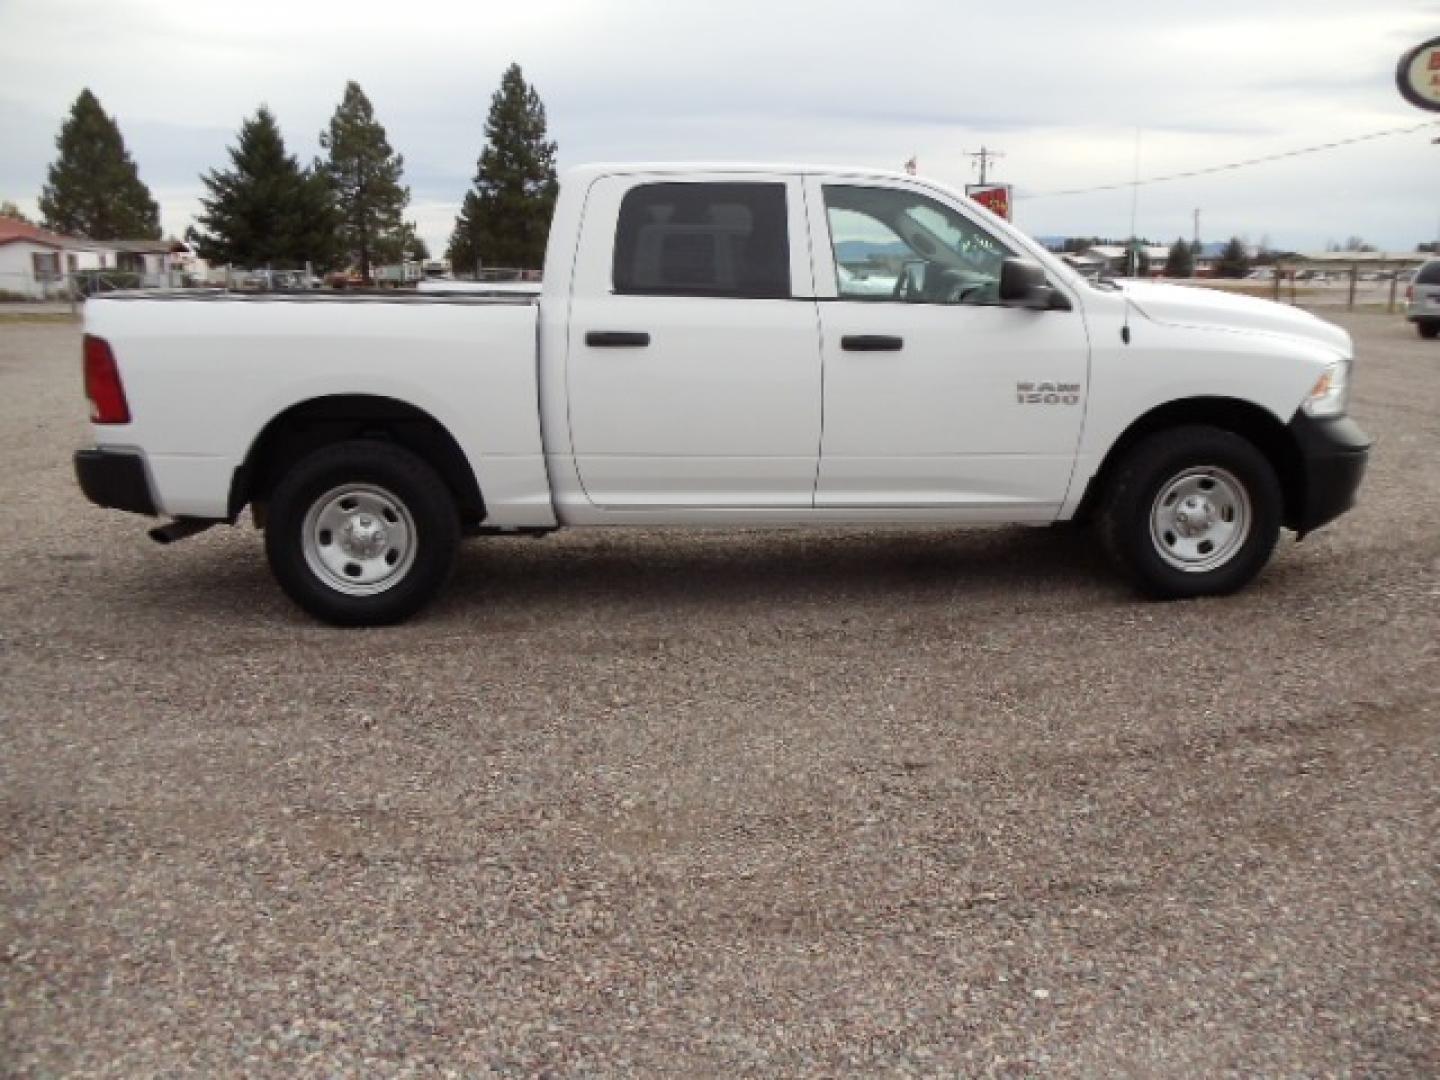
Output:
top-left (83, 334), bottom-right (130, 424)
top-left (1406, 284), bottom-right (1414, 302)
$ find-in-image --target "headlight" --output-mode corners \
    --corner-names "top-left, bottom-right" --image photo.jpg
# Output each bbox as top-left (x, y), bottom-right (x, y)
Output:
top-left (1301, 358), bottom-right (1350, 418)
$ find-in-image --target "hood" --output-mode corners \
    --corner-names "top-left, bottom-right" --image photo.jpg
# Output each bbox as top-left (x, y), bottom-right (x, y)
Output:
top-left (1120, 280), bottom-right (1352, 357)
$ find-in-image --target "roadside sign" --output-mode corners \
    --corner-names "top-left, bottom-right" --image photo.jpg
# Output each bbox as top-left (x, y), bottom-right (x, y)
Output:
top-left (966, 183), bottom-right (1013, 220)
top-left (1396, 35), bottom-right (1440, 112)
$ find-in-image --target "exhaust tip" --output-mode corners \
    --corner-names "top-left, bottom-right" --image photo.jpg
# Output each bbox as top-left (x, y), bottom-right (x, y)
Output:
top-left (148, 518), bottom-right (217, 545)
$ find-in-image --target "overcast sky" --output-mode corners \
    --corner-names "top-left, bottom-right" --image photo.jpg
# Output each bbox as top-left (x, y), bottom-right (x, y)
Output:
top-left (2, 0), bottom-right (1438, 257)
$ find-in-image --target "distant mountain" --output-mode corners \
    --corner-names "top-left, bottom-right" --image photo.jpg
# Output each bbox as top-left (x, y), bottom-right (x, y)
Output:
top-left (835, 240), bottom-right (910, 263)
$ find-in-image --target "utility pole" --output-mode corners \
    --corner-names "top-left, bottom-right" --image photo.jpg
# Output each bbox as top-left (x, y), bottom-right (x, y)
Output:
top-left (967, 145), bottom-right (1004, 185)
top-left (1193, 208), bottom-right (1201, 249)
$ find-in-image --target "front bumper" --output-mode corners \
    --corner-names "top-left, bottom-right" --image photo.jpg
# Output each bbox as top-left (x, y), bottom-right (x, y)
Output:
top-left (1287, 413), bottom-right (1371, 536)
top-left (74, 448), bottom-right (157, 516)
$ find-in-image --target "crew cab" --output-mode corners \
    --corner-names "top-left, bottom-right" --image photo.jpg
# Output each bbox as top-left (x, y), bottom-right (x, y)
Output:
top-left (75, 163), bottom-right (1371, 624)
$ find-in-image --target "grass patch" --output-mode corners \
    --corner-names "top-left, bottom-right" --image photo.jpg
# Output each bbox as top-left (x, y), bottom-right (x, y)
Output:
top-left (0, 313), bottom-right (80, 325)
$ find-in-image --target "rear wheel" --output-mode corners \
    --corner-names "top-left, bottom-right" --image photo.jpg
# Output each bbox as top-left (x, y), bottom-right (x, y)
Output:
top-left (1098, 425), bottom-right (1281, 599)
top-left (265, 440), bottom-right (459, 625)
top-left (1419, 322), bottom-right (1439, 339)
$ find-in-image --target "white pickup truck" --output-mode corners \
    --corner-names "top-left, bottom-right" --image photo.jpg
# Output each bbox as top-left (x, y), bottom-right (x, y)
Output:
top-left (75, 163), bottom-right (1371, 624)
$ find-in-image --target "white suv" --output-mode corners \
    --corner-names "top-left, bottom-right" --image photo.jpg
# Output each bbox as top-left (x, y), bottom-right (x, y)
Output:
top-left (1408, 258), bottom-right (1440, 339)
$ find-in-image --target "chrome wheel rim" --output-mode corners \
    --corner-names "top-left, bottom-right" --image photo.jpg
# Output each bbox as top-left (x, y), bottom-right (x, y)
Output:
top-left (1149, 466), bottom-right (1251, 573)
top-left (301, 484), bottom-right (417, 596)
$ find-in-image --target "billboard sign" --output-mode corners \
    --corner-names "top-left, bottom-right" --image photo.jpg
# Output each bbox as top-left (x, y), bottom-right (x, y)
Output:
top-left (1396, 36), bottom-right (1440, 112)
top-left (966, 183), bottom-right (1013, 221)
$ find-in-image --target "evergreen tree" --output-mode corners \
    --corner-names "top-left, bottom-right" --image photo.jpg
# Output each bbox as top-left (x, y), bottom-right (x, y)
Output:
top-left (372, 220), bottom-right (428, 265)
top-left (320, 82), bottom-right (408, 280)
top-left (1123, 238), bottom-right (1150, 277)
top-left (1164, 237), bottom-right (1194, 278)
top-left (1215, 236), bottom-right (1251, 278)
top-left (447, 64), bottom-right (558, 273)
top-left (404, 224), bottom-right (430, 262)
top-left (187, 106), bottom-right (338, 270)
top-left (39, 88), bottom-right (160, 239)
top-left (447, 191), bottom-right (484, 274)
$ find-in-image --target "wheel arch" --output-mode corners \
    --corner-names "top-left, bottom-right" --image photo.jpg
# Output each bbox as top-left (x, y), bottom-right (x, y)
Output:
top-left (1073, 396), bottom-right (1304, 528)
top-left (230, 394), bottom-right (485, 526)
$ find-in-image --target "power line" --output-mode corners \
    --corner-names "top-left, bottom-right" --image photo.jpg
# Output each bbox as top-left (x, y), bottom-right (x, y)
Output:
top-left (1016, 119), bottom-right (1440, 200)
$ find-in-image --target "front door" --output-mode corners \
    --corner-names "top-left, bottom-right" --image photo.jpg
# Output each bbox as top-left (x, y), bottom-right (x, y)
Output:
top-left (806, 178), bottom-right (1090, 520)
top-left (565, 174), bottom-right (821, 509)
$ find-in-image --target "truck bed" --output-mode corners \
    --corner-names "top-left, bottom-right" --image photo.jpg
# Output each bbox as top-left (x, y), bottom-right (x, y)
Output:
top-left (97, 289), bottom-right (540, 306)
top-left (84, 291), bottom-right (554, 526)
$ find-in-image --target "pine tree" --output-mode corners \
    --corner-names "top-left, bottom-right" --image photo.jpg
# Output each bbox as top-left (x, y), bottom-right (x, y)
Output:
top-left (1164, 237), bottom-right (1194, 278)
top-left (447, 64), bottom-right (558, 274)
top-left (319, 82), bottom-right (409, 281)
top-left (39, 89), bottom-right (160, 239)
top-left (1123, 239), bottom-right (1151, 277)
top-left (187, 106), bottom-right (339, 270)
top-left (1215, 236), bottom-right (1251, 279)
top-left (371, 220), bottom-right (428, 266)
top-left (447, 191), bottom-right (484, 274)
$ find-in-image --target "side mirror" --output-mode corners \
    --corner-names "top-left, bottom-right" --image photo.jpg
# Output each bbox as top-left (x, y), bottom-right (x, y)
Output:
top-left (999, 257), bottom-right (1065, 310)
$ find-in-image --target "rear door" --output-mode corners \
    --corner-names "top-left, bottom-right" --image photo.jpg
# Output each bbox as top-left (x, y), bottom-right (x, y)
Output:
top-left (805, 177), bottom-right (1089, 520)
top-left (565, 173), bottom-right (821, 509)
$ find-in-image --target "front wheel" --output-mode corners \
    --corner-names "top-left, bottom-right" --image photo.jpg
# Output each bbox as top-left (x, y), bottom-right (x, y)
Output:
top-left (265, 440), bottom-right (460, 625)
top-left (1098, 425), bottom-right (1281, 599)
top-left (1418, 322), bottom-right (1439, 340)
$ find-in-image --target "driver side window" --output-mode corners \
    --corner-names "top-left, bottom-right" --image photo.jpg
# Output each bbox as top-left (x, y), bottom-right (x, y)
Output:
top-left (824, 184), bottom-right (1013, 305)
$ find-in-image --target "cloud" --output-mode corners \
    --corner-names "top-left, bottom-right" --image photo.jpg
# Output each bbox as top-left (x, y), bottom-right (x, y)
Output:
top-left (2, 0), bottom-right (1437, 254)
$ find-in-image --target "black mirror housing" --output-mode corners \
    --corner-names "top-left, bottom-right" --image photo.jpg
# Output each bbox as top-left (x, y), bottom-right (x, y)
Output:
top-left (999, 257), bottom-right (1064, 309)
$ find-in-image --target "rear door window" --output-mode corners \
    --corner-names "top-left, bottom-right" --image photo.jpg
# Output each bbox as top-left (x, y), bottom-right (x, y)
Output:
top-left (612, 182), bottom-right (790, 299)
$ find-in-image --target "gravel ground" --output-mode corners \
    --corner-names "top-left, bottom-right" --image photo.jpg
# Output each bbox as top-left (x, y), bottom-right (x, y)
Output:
top-left (2, 313), bottom-right (1437, 1077)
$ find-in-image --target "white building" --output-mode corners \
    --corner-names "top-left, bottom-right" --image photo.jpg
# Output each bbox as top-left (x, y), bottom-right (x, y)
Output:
top-left (0, 219), bottom-right (209, 297)
top-left (0, 217), bottom-right (105, 299)
top-left (1084, 244), bottom-right (1173, 277)
top-left (101, 239), bottom-right (205, 284)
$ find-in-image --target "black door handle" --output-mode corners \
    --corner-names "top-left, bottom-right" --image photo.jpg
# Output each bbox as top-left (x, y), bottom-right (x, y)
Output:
top-left (586, 331), bottom-right (650, 347)
top-left (841, 334), bottom-right (903, 352)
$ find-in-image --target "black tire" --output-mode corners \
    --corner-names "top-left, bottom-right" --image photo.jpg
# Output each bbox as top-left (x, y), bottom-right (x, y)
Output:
top-left (1419, 322), bottom-right (1439, 340)
top-left (1097, 425), bottom-right (1281, 599)
top-left (264, 440), bottom-right (460, 625)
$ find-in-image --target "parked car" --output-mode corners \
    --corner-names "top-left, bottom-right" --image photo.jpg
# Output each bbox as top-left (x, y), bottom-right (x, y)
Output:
top-left (74, 163), bottom-right (1370, 624)
top-left (272, 269), bottom-right (321, 290)
top-left (323, 271), bottom-right (366, 289)
top-left (1406, 258), bottom-right (1440, 339)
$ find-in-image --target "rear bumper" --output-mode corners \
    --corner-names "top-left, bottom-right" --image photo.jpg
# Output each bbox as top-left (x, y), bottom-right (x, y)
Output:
top-left (74, 448), bottom-right (157, 516)
top-left (1287, 414), bottom-right (1371, 536)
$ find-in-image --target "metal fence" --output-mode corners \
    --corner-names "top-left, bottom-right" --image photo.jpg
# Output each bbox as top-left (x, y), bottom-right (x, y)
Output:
top-left (0, 269), bottom-right (197, 304)
top-left (0, 270), bottom-right (70, 302)
top-left (1192, 267), bottom-right (1413, 312)
top-left (1, 265), bottom-right (1411, 313)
